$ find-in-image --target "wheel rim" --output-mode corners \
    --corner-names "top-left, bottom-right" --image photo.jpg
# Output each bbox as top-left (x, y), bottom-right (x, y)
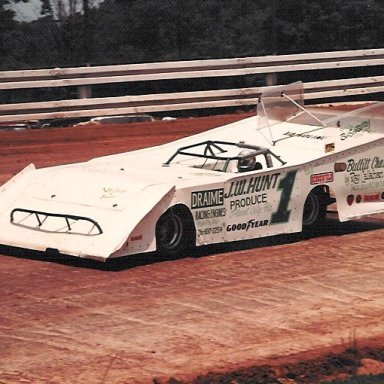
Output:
top-left (303, 192), bottom-right (319, 226)
top-left (158, 213), bottom-right (183, 251)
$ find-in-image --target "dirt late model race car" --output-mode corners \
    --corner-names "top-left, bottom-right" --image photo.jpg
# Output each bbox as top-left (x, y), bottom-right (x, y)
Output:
top-left (0, 82), bottom-right (384, 261)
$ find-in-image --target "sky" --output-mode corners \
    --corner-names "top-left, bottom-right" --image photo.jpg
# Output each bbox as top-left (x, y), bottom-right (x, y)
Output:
top-left (10, 0), bottom-right (42, 21)
top-left (10, 0), bottom-right (105, 22)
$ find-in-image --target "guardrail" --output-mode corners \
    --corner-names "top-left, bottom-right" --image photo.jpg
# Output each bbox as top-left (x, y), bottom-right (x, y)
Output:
top-left (1, 48), bottom-right (384, 123)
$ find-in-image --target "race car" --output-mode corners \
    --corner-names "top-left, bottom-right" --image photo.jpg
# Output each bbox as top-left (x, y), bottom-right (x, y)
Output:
top-left (0, 82), bottom-right (383, 261)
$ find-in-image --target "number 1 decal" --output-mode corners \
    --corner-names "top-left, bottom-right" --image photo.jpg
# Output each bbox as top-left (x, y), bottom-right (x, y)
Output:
top-left (271, 170), bottom-right (297, 224)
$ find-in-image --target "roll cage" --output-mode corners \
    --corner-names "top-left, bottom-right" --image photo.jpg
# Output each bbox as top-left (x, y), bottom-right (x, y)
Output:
top-left (163, 140), bottom-right (286, 172)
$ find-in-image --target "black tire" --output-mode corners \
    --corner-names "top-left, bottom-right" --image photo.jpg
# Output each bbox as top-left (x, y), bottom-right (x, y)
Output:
top-left (302, 188), bottom-right (327, 232)
top-left (156, 206), bottom-right (195, 258)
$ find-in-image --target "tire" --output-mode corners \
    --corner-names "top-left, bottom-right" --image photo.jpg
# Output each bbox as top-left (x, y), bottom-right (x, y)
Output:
top-left (156, 206), bottom-right (195, 258)
top-left (302, 188), bottom-right (327, 232)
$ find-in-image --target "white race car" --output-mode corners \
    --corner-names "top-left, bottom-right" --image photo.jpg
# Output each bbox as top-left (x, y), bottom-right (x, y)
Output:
top-left (1, 82), bottom-right (383, 261)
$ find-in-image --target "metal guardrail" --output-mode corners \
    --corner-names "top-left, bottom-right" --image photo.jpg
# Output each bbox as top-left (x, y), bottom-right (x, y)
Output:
top-left (1, 49), bottom-right (384, 123)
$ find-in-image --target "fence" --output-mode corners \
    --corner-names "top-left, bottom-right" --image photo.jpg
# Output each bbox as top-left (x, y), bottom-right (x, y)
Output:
top-left (1, 48), bottom-right (384, 123)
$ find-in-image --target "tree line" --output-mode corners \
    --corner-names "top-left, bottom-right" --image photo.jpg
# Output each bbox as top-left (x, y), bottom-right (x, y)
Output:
top-left (1, 0), bottom-right (384, 71)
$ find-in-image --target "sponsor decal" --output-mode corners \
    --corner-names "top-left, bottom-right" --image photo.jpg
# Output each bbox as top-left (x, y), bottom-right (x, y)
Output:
top-left (230, 193), bottom-right (267, 210)
top-left (191, 188), bottom-right (224, 209)
top-left (310, 172), bottom-right (334, 185)
top-left (226, 170), bottom-right (297, 225)
top-left (340, 120), bottom-right (371, 141)
top-left (225, 172), bottom-right (284, 218)
top-left (373, 156), bottom-right (384, 169)
top-left (226, 219), bottom-right (269, 232)
top-left (345, 157), bottom-right (384, 173)
top-left (325, 143), bottom-right (335, 153)
top-left (343, 156), bottom-right (384, 190)
top-left (347, 194), bottom-right (354, 206)
top-left (346, 192), bottom-right (384, 205)
top-left (362, 170), bottom-right (384, 183)
top-left (224, 173), bottom-right (280, 199)
top-left (334, 162), bottom-right (347, 172)
top-left (363, 192), bottom-right (383, 202)
top-left (195, 170), bottom-right (298, 228)
top-left (101, 187), bottom-right (127, 199)
top-left (283, 131), bottom-right (325, 140)
top-left (198, 226), bottom-right (223, 236)
top-left (195, 208), bottom-right (226, 220)
top-left (347, 158), bottom-right (371, 172)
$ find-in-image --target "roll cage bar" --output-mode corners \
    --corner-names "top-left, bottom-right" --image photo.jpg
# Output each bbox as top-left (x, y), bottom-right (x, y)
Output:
top-left (163, 140), bottom-right (286, 172)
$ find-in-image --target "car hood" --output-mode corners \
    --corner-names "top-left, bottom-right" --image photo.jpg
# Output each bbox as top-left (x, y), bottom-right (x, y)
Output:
top-left (0, 162), bottom-right (178, 259)
top-left (0, 158), bottom-right (225, 260)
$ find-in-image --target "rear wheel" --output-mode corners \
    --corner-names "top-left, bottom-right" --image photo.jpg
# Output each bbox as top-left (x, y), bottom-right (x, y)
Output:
top-left (302, 188), bottom-right (328, 232)
top-left (156, 206), bottom-right (195, 257)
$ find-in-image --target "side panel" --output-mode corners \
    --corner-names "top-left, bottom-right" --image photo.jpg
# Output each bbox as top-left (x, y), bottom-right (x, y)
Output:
top-left (181, 167), bottom-right (321, 248)
top-left (331, 142), bottom-right (384, 221)
top-left (109, 187), bottom-right (176, 258)
top-left (187, 184), bottom-right (228, 246)
top-left (223, 168), bottom-right (304, 242)
top-left (176, 168), bottom-right (311, 248)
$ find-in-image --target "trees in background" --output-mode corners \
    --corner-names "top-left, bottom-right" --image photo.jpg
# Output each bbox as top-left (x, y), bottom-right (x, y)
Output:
top-left (1, 0), bottom-right (384, 70)
top-left (0, 0), bottom-right (29, 68)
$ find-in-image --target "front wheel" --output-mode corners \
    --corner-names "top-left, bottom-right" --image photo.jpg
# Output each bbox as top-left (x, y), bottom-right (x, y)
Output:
top-left (302, 189), bottom-right (327, 232)
top-left (156, 206), bottom-right (195, 258)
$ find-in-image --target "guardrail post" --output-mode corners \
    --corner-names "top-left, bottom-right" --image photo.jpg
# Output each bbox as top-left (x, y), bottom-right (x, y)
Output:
top-left (78, 63), bottom-right (92, 98)
top-left (78, 84), bottom-right (92, 98)
top-left (265, 73), bottom-right (277, 86)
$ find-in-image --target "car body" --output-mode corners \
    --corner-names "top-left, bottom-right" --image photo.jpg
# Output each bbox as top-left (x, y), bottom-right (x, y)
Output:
top-left (0, 82), bottom-right (383, 261)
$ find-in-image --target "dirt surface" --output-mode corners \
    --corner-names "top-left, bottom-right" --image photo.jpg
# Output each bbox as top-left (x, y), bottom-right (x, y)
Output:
top-left (0, 112), bottom-right (383, 384)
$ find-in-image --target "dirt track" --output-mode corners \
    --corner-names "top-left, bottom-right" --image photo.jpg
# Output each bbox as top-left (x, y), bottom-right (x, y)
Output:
top-left (0, 114), bottom-right (383, 384)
